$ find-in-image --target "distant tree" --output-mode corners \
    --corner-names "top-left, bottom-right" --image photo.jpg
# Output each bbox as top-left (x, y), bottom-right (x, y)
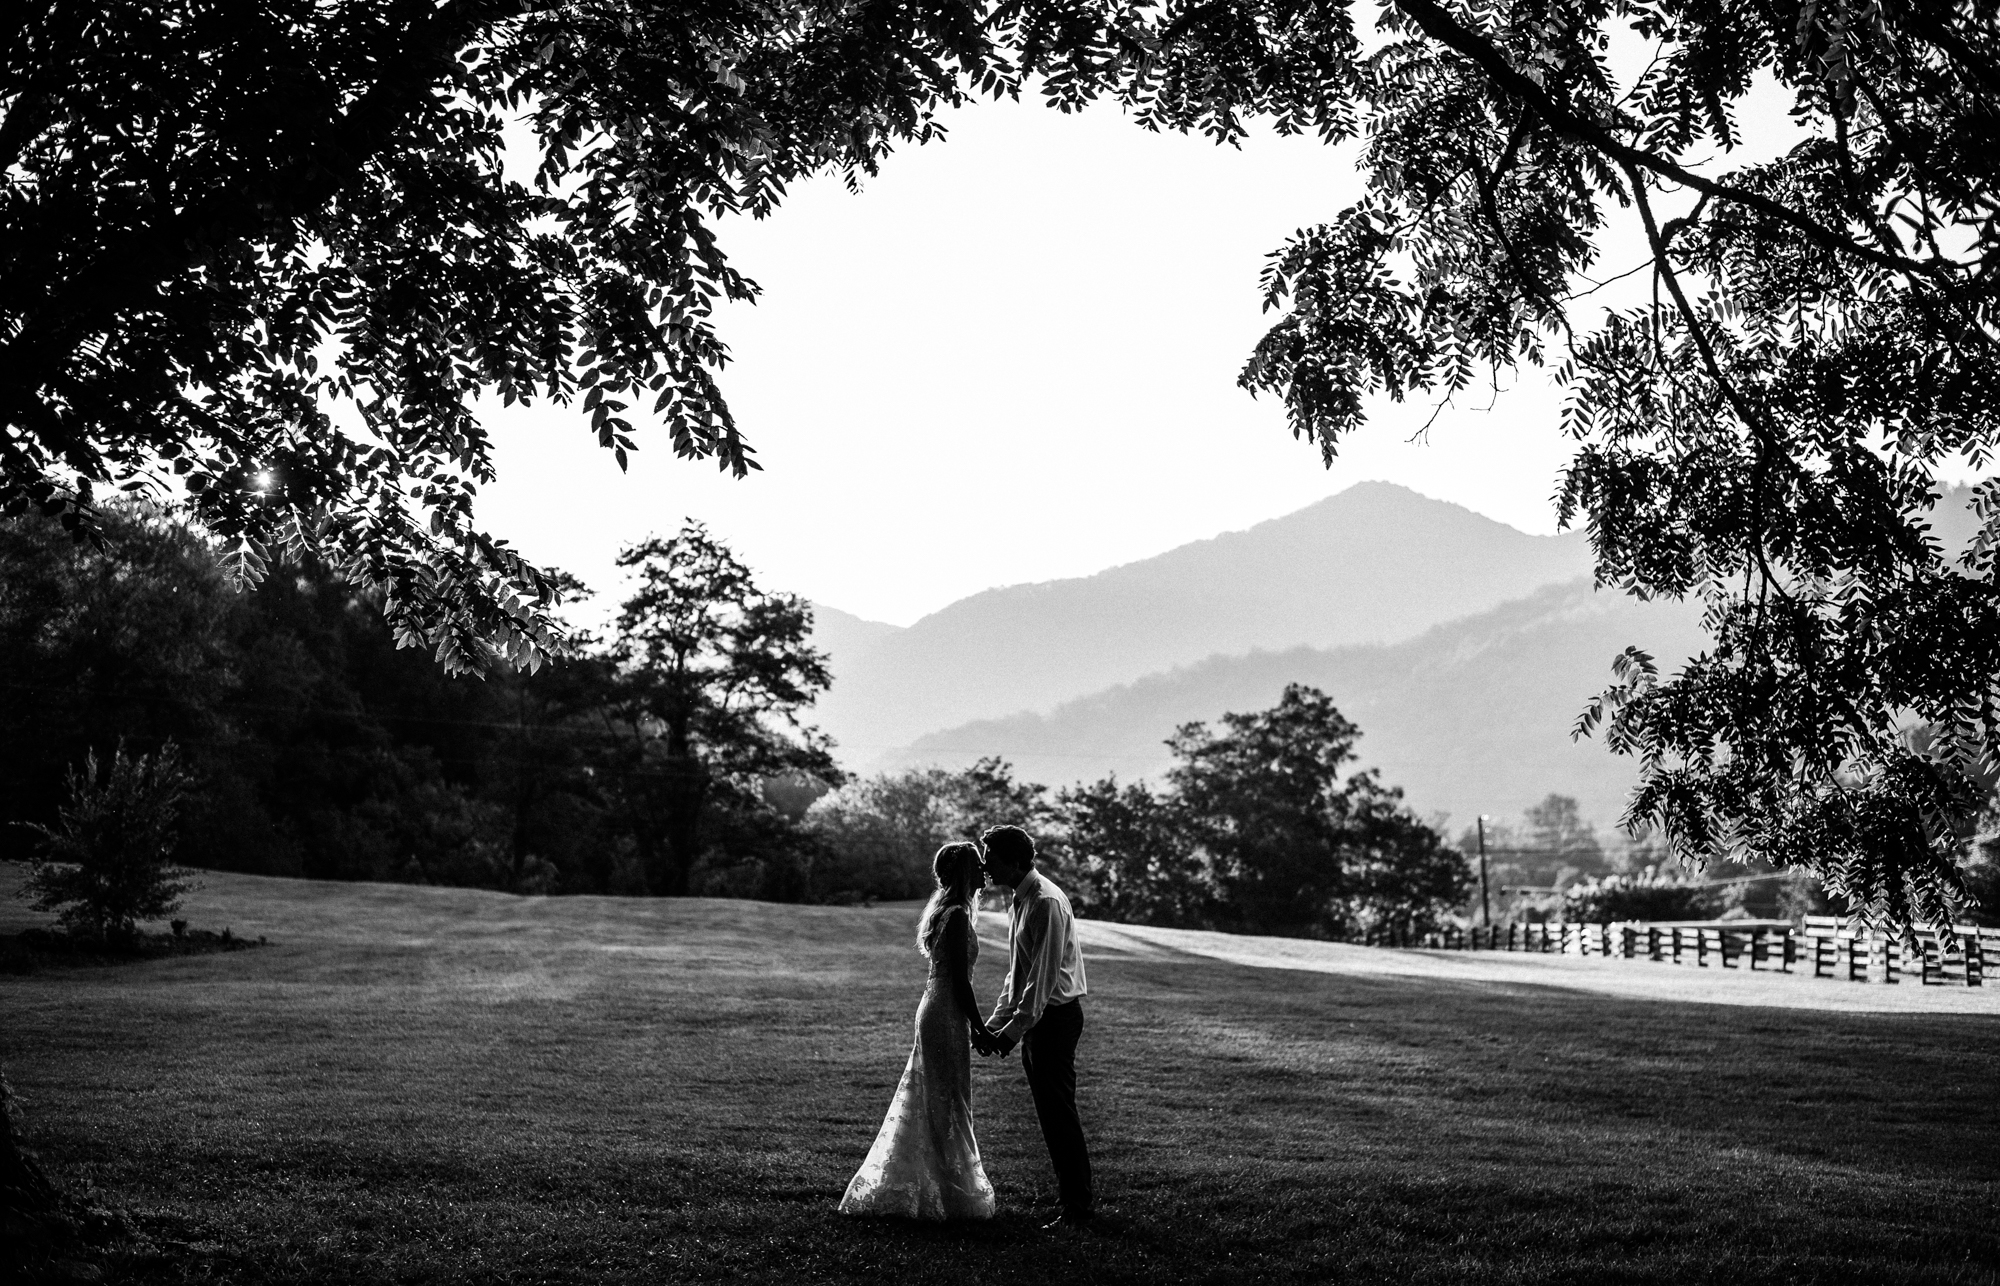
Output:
top-left (679, 777), bottom-right (827, 903)
top-left (480, 642), bottom-right (619, 894)
top-left (22, 741), bottom-right (197, 941)
top-left (597, 523), bottom-right (837, 896)
top-left (1521, 793), bottom-right (1609, 887)
top-left (806, 771), bottom-right (956, 902)
top-left (1168, 684), bottom-right (1470, 938)
top-left (0, 504), bottom-right (241, 863)
top-left (805, 757), bottom-right (1048, 903)
top-left (1333, 803), bottom-right (1476, 938)
top-left (937, 757), bottom-right (1051, 841)
top-left (1962, 808), bottom-right (2000, 929)
top-left (1562, 867), bottom-right (1714, 925)
top-left (197, 549), bottom-right (525, 887)
top-left (1051, 775), bottom-right (1208, 927)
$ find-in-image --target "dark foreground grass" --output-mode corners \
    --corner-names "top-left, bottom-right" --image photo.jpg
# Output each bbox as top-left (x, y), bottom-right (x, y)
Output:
top-left (3, 871), bottom-right (1998, 1285)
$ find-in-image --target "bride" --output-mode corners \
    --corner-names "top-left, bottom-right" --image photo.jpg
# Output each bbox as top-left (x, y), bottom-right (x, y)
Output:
top-left (839, 841), bottom-right (998, 1220)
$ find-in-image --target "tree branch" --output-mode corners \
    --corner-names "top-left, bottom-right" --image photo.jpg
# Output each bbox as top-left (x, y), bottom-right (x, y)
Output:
top-left (1620, 158), bottom-right (1787, 599)
top-left (1, 0), bottom-right (533, 418)
top-left (1389, 0), bottom-right (1943, 281)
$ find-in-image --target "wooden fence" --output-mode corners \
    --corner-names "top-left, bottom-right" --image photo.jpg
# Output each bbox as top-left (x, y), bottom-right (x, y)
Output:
top-left (1364, 916), bottom-right (2000, 986)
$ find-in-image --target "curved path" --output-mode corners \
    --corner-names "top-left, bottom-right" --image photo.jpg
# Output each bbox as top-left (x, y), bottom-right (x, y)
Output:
top-left (971, 918), bottom-right (2000, 1015)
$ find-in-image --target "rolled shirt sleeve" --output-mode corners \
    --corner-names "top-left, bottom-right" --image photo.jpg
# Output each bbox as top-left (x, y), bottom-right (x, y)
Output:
top-left (992, 899), bottom-right (1055, 1044)
top-left (989, 875), bottom-right (1087, 1044)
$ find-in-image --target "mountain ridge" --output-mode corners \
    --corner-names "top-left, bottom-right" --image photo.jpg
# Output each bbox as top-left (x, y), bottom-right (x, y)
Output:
top-left (887, 577), bottom-right (1711, 828)
top-left (810, 481), bottom-right (1596, 756)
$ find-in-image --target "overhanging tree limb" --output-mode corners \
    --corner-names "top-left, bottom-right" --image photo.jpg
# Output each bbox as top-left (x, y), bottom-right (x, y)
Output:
top-left (1, 0), bottom-right (533, 402)
top-left (1388, 0), bottom-right (1941, 281)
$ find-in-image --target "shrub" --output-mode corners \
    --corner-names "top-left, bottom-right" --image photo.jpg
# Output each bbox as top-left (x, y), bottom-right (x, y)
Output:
top-left (21, 741), bottom-right (197, 941)
top-left (1962, 825), bottom-right (2000, 928)
top-left (804, 773), bottom-right (946, 902)
top-left (1563, 866), bottom-right (1713, 924)
top-left (804, 759), bottom-right (1049, 903)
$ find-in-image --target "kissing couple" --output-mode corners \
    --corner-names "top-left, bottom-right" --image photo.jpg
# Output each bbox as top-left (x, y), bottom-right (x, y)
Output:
top-left (838, 825), bottom-right (1093, 1229)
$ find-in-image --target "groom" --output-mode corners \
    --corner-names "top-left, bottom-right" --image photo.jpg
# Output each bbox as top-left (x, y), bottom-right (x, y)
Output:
top-left (975, 824), bottom-right (1093, 1229)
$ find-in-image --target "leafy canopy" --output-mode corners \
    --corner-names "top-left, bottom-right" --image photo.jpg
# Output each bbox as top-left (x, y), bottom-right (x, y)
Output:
top-left (13, 0), bottom-right (1999, 925)
top-left (599, 521), bottom-right (837, 894)
top-left (1080, 0), bottom-right (2000, 930)
top-left (1165, 683), bottom-right (1471, 937)
top-left (3, 0), bottom-right (1103, 672)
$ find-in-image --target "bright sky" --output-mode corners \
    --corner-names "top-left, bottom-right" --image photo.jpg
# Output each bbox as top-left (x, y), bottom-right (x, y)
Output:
top-left (475, 96), bottom-right (1612, 628)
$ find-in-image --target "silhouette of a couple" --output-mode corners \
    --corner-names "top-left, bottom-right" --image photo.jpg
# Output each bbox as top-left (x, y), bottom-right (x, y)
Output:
top-left (837, 825), bottom-right (1092, 1230)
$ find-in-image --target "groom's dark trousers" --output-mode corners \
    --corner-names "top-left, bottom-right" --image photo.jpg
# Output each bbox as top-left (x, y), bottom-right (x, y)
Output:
top-left (1021, 998), bottom-right (1092, 1214)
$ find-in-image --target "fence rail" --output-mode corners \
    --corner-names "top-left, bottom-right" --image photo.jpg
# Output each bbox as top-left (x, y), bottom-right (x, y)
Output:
top-left (1363, 916), bottom-right (2000, 987)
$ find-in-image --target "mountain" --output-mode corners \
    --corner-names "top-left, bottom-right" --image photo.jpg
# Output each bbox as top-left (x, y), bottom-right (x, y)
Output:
top-left (812, 482), bottom-right (1595, 759)
top-left (889, 579), bottom-right (1712, 830)
top-left (808, 603), bottom-right (903, 673)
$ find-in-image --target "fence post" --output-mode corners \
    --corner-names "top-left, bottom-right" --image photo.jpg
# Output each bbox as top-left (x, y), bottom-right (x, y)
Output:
top-left (1969, 934), bottom-right (1985, 987)
top-left (1696, 929), bottom-right (1708, 968)
top-left (1671, 927), bottom-right (1682, 965)
top-left (1648, 927), bottom-right (1661, 961)
top-left (1781, 931), bottom-right (1795, 974)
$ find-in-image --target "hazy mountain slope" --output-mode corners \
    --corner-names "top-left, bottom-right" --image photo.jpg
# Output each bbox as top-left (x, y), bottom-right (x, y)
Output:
top-left (890, 579), bottom-right (1712, 830)
top-left (814, 482), bottom-right (1594, 757)
top-left (808, 604), bottom-right (903, 673)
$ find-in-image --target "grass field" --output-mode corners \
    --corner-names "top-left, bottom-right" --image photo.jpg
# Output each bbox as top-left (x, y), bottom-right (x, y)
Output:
top-left (4, 869), bottom-right (1999, 1285)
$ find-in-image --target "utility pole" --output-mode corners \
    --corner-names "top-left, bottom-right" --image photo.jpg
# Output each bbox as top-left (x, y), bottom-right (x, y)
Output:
top-left (1477, 815), bottom-right (1491, 927)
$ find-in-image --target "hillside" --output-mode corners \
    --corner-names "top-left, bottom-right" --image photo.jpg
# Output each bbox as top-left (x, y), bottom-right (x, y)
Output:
top-left (890, 578), bottom-right (1712, 830)
top-left (812, 482), bottom-right (1594, 757)
top-left (807, 602), bottom-right (903, 673)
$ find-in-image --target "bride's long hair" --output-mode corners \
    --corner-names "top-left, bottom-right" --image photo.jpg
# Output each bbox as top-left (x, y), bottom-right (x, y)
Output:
top-left (917, 841), bottom-right (982, 956)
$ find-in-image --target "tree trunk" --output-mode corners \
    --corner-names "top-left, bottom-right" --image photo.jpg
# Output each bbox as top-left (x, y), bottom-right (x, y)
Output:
top-left (642, 710), bottom-right (709, 897)
top-left (651, 750), bottom-right (709, 897)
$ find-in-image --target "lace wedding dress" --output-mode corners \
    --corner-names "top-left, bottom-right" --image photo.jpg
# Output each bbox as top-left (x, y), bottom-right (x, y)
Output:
top-left (839, 906), bottom-right (997, 1220)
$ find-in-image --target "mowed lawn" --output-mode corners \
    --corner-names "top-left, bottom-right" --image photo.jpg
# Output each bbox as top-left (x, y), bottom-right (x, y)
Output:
top-left (4, 871), bottom-right (1999, 1285)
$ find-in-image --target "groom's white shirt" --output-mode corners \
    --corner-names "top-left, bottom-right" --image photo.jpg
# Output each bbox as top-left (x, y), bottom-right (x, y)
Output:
top-left (989, 868), bottom-right (1088, 1044)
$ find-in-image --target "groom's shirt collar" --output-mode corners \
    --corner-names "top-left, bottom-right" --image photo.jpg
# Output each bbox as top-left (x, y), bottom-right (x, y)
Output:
top-left (1012, 868), bottom-right (1042, 907)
